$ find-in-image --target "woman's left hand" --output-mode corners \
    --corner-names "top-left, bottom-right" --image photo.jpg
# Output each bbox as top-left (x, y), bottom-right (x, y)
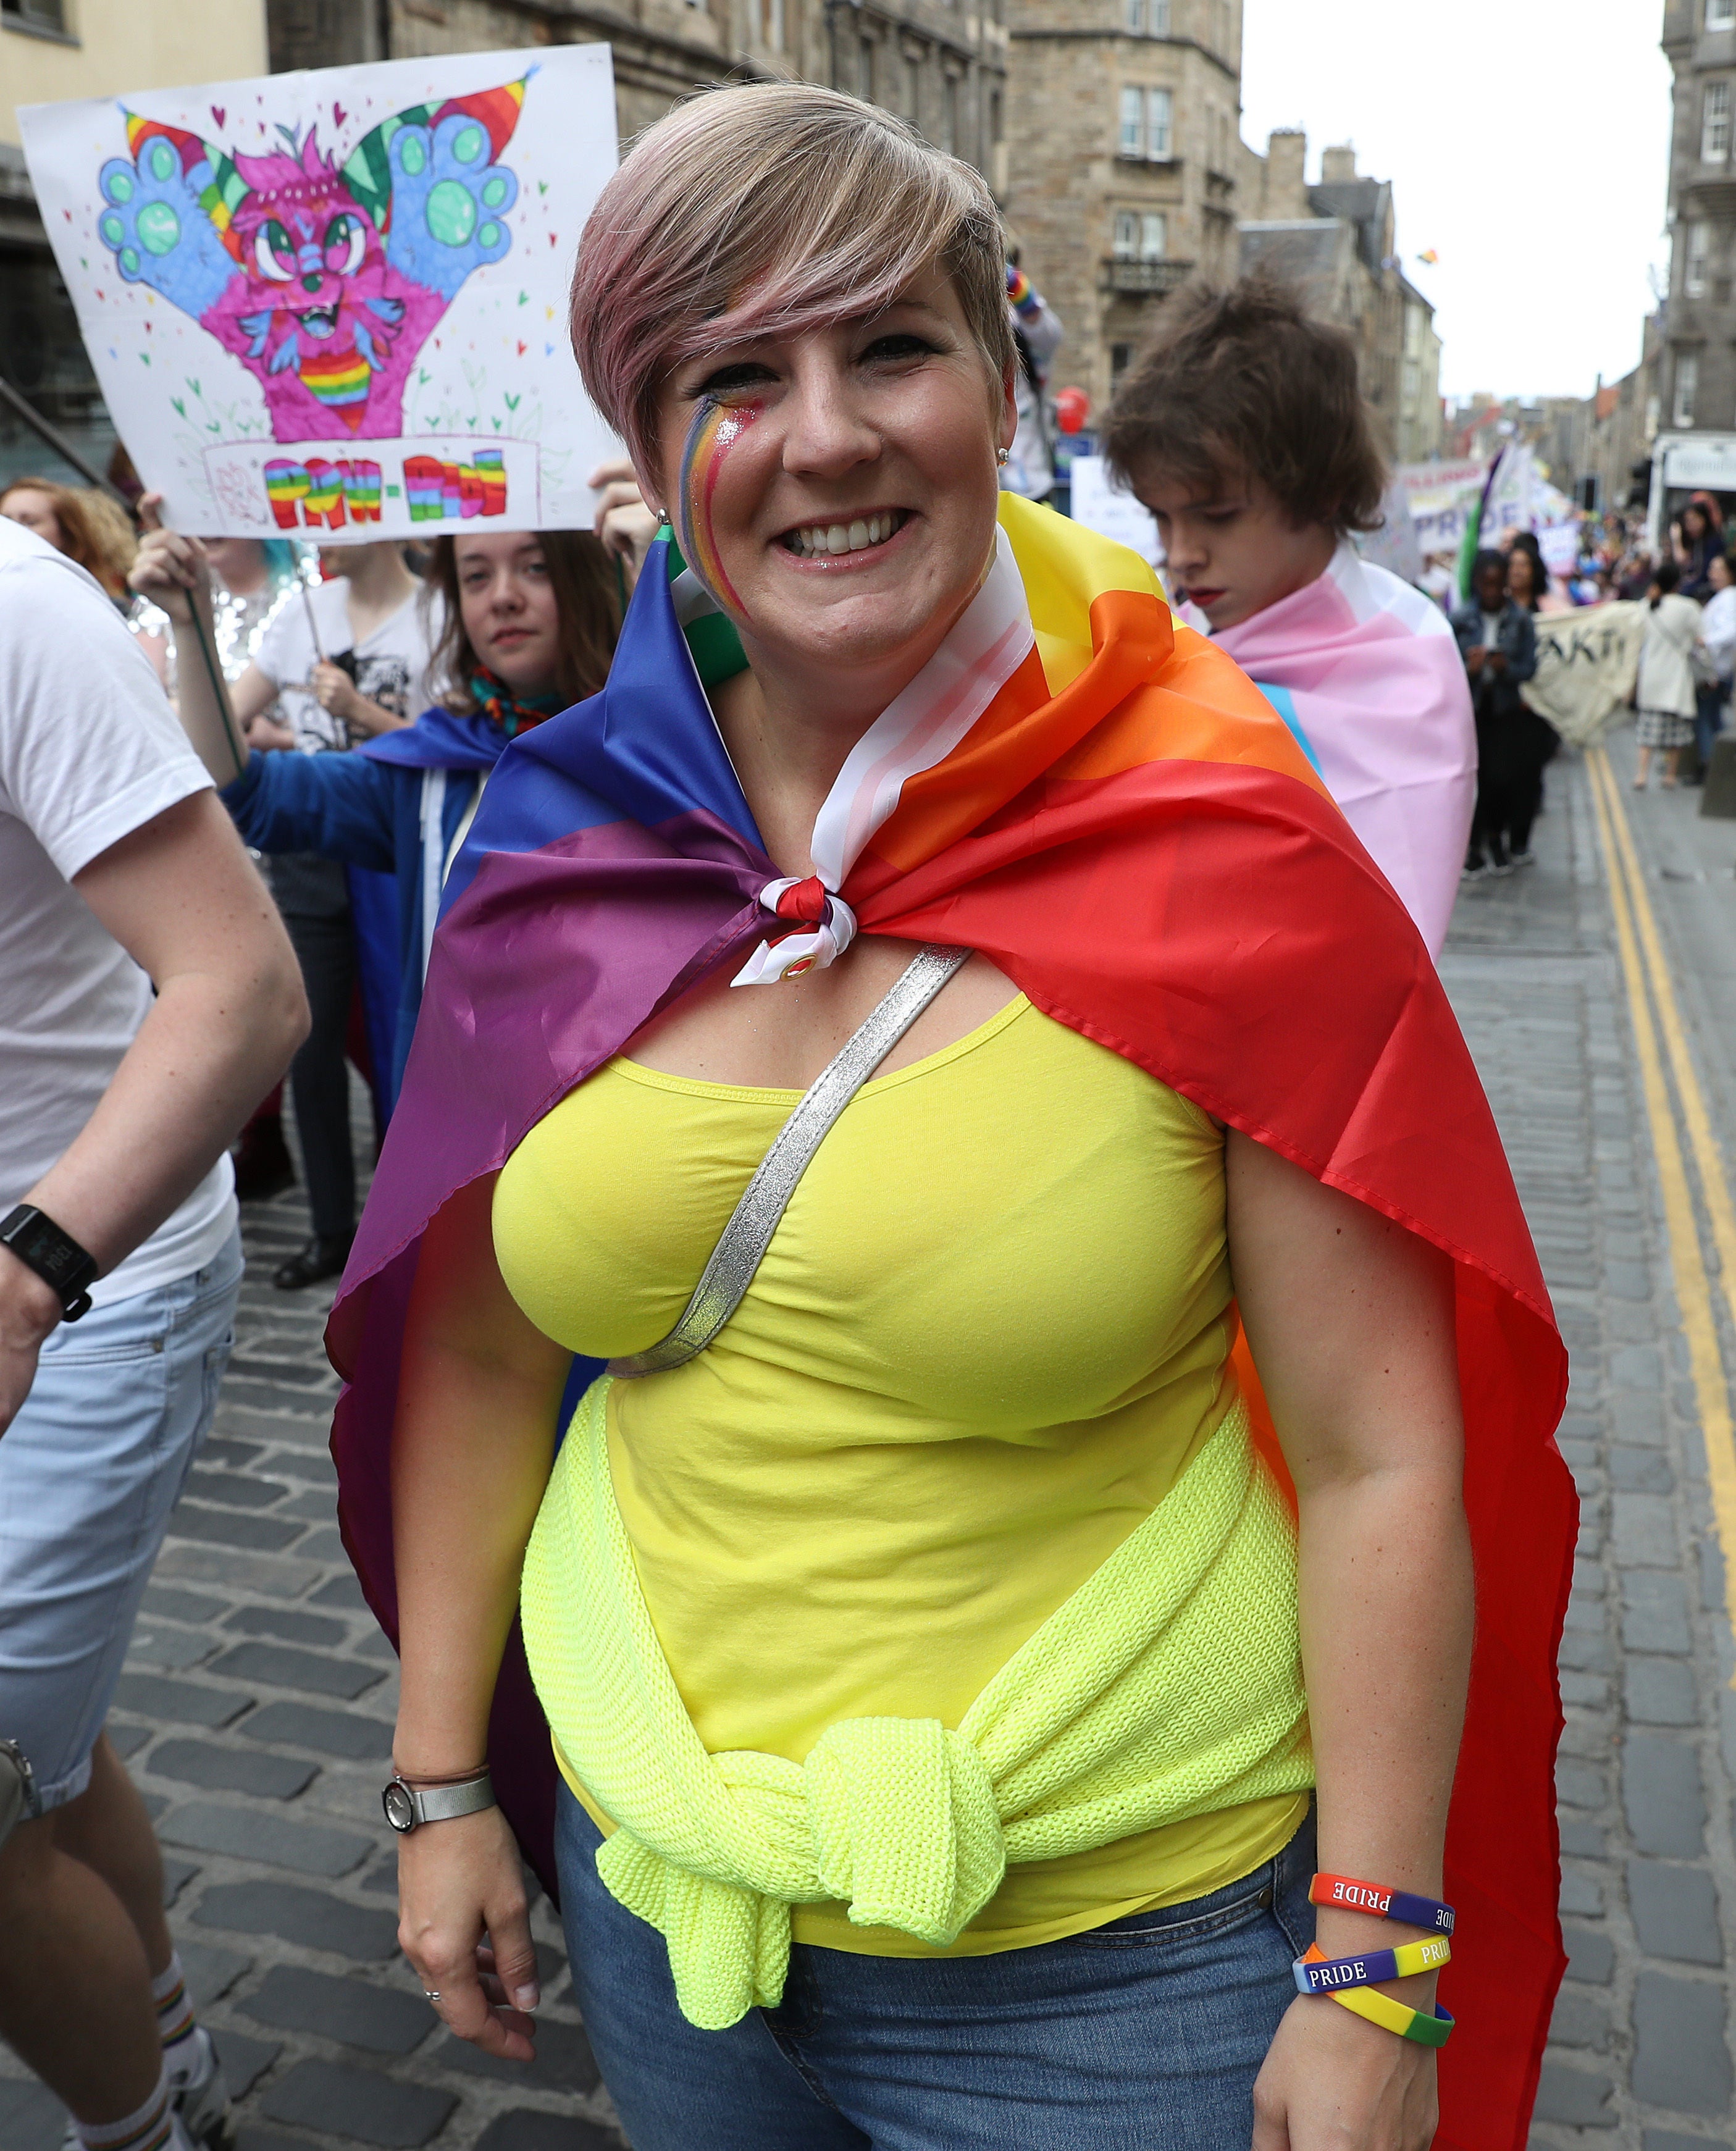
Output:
top-left (1251, 1995), bottom-right (1438, 2149)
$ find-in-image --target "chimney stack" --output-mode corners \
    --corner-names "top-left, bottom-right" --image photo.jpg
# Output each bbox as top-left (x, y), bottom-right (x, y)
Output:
top-left (1264, 128), bottom-right (1307, 219)
top-left (1320, 144), bottom-right (1358, 184)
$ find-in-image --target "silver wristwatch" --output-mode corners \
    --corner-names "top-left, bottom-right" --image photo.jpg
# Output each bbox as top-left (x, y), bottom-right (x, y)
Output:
top-left (381, 1768), bottom-right (496, 1834)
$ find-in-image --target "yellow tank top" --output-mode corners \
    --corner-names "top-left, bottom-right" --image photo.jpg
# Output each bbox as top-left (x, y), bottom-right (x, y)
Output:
top-left (493, 994), bottom-right (1309, 1955)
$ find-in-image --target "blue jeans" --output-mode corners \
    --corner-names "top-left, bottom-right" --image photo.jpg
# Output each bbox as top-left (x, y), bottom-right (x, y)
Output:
top-left (555, 1786), bottom-right (1316, 2149)
top-left (0, 1228), bottom-right (241, 1809)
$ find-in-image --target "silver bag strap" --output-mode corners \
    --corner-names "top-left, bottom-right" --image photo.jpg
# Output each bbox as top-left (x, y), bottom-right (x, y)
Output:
top-left (606, 944), bottom-right (971, 1380)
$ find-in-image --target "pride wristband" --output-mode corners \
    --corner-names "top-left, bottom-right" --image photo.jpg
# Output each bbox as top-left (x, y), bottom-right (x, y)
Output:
top-left (1312, 1872), bottom-right (1455, 1935)
top-left (1322, 1981), bottom-right (1455, 2048)
top-left (1298, 1946), bottom-right (1454, 2048)
top-left (1293, 1935), bottom-right (1451, 1995)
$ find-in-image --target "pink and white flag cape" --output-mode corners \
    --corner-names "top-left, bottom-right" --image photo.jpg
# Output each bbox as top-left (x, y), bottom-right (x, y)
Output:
top-left (1181, 544), bottom-right (1475, 958)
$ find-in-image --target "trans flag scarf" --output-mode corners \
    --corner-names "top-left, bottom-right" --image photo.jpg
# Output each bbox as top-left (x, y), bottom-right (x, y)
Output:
top-left (328, 493), bottom-right (1571, 2149)
top-left (1180, 542), bottom-right (1477, 960)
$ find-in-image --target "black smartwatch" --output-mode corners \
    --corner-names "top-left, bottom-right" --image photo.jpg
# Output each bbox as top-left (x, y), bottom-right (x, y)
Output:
top-left (0, 1205), bottom-right (98, 1322)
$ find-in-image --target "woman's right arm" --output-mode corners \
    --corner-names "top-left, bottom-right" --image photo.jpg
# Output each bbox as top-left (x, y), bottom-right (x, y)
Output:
top-left (391, 1173), bottom-right (572, 2060)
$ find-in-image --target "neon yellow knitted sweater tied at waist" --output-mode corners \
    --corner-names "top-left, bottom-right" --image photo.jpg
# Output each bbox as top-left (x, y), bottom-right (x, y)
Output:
top-left (519, 1380), bottom-right (1314, 2031)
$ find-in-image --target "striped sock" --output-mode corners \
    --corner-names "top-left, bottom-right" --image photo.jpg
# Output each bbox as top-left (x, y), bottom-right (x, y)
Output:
top-left (150, 1952), bottom-right (198, 2071)
top-left (70, 2066), bottom-right (176, 2151)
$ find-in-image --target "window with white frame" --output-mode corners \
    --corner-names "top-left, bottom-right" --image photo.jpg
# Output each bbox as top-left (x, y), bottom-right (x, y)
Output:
top-left (1115, 209), bottom-right (1168, 259)
top-left (1705, 80), bottom-right (1732, 161)
top-left (1711, 0), bottom-right (1736, 31)
top-left (1124, 0), bottom-right (1171, 30)
top-left (1125, 0), bottom-right (1144, 28)
top-left (1686, 220), bottom-right (1711, 296)
top-left (1120, 85), bottom-right (1173, 160)
top-left (1147, 86), bottom-right (1173, 159)
top-left (1674, 351), bottom-right (1700, 429)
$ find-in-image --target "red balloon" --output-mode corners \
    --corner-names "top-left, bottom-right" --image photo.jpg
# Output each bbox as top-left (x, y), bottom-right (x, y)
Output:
top-left (1055, 386), bottom-right (1091, 435)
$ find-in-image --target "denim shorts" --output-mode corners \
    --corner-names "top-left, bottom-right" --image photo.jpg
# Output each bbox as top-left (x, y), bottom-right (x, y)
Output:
top-left (555, 1784), bottom-right (1317, 2150)
top-left (0, 1228), bottom-right (241, 1811)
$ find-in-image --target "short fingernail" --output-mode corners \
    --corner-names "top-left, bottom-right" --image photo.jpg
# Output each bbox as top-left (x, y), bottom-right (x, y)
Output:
top-left (514, 1984), bottom-right (540, 2010)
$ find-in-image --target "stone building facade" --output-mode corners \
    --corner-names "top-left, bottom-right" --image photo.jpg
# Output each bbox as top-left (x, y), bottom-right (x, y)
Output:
top-left (1397, 274), bottom-right (1443, 464)
top-left (1236, 132), bottom-right (1439, 466)
top-left (1002, 0), bottom-right (1244, 421)
top-left (266, 0), bottom-right (1008, 183)
top-left (1, 0), bottom-right (270, 487)
top-left (1661, 0), bottom-right (1736, 437)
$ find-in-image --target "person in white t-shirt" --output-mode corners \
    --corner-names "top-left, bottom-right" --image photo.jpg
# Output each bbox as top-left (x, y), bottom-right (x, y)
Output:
top-left (140, 510), bottom-right (439, 1293)
top-left (0, 518), bottom-right (306, 2150)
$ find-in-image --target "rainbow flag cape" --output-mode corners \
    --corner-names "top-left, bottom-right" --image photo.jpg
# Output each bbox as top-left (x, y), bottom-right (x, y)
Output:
top-left (328, 495), bottom-right (1572, 2148)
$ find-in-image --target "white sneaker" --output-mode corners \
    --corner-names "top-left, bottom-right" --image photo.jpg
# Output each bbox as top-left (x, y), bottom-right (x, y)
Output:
top-left (168, 2029), bottom-right (235, 2151)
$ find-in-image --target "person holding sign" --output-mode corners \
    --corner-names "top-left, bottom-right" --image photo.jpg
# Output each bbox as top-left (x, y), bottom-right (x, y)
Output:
top-left (1101, 274), bottom-right (1475, 958)
top-left (131, 517), bottom-right (437, 1289)
top-left (130, 479), bottom-right (653, 1116)
top-left (329, 85), bottom-right (1570, 2151)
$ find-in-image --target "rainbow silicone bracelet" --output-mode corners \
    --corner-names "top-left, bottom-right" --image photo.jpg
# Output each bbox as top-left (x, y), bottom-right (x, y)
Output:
top-left (1297, 1945), bottom-right (1454, 2047)
top-left (1311, 1872), bottom-right (1456, 1935)
top-left (1293, 1935), bottom-right (1451, 1995)
top-left (1321, 1981), bottom-right (1456, 2048)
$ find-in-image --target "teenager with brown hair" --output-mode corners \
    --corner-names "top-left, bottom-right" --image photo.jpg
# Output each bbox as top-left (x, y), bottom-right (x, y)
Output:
top-left (133, 494), bottom-right (653, 1115)
top-left (1104, 273), bottom-right (1475, 957)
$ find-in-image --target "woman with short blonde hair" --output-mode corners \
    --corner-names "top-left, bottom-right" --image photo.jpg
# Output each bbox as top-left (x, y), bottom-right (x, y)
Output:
top-left (333, 85), bottom-right (1570, 2150)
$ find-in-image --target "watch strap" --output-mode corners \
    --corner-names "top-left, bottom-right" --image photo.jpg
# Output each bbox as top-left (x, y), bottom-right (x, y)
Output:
top-left (0, 1205), bottom-right (97, 1322)
top-left (382, 1769), bottom-right (496, 1831)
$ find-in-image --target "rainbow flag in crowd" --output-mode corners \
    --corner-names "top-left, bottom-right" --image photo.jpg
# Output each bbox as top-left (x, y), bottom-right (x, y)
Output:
top-left (329, 497), bottom-right (1571, 2149)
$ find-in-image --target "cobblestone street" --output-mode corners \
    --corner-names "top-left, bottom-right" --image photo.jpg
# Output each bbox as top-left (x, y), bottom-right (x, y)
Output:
top-left (4, 736), bottom-right (1736, 2149)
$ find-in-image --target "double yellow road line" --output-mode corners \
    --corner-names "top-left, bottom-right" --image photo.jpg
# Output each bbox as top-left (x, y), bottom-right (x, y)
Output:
top-left (1585, 744), bottom-right (1736, 1670)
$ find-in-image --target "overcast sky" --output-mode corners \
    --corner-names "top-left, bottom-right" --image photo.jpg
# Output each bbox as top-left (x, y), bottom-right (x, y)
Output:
top-left (1238, 0), bottom-right (1672, 404)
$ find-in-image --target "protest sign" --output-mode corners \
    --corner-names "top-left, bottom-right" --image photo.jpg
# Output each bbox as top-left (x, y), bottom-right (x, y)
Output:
top-left (19, 46), bottom-right (618, 540)
top-left (1524, 602), bottom-right (1645, 748)
top-left (1398, 459), bottom-right (1484, 560)
top-left (1068, 455), bottom-right (1163, 568)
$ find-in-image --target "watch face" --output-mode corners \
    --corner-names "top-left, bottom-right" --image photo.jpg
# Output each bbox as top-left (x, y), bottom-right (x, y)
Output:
top-left (382, 1780), bottom-right (417, 1832)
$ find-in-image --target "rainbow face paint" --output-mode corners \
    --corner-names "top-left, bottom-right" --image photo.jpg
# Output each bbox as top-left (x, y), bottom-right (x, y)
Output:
top-left (676, 395), bottom-right (761, 621)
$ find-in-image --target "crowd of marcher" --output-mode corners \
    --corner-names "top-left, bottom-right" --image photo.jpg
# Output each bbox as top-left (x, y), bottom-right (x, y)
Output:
top-left (1445, 488), bottom-right (1736, 878)
top-left (0, 466), bottom-right (658, 1293)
